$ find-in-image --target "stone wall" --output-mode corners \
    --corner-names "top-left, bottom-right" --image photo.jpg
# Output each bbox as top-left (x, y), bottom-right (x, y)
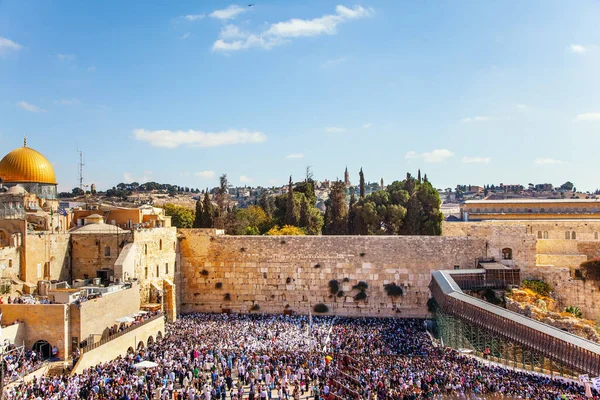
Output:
top-left (0, 304), bottom-right (69, 359)
top-left (71, 232), bottom-right (126, 281)
top-left (72, 317), bottom-right (165, 374)
top-left (26, 232), bottom-right (71, 282)
top-left (69, 285), bottom-right (141, 346)
top-left (132, 228), bottom-right (177, 303)
top-left (179, 230), bottom-right (487, 317)
top-left (444, 220), bottom-right (600, 322)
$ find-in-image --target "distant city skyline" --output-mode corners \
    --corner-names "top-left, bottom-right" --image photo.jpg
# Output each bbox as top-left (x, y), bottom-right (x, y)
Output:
top-left (1, 0), bottom-right (599, 192)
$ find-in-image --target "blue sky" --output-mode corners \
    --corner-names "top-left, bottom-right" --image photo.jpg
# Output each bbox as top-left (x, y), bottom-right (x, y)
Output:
top-left (1, 0), bottom-right (599, 192)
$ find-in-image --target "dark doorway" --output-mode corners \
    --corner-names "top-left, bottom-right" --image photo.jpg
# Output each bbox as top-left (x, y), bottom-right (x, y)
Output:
top-left (33, 340), bottom-right (51, 359)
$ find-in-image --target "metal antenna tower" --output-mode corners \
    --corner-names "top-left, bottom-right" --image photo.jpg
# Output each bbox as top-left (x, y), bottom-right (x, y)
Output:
top-left (77, 147), bottom-right (84, 191)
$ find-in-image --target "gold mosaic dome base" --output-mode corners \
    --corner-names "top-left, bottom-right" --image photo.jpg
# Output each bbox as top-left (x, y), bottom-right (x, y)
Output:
top-left (0, 143), bottom-right (57, 185)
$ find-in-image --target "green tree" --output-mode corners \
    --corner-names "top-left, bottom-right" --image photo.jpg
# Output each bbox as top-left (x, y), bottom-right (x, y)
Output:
top-left (266, 225), bottom-right (305, 235)
top-left (285, 176), bottom-right (298, 226)
top-left (359, 168), bottom-right (365, 198)
top-left (193, 198), bottom-right (203, 228)
top-left (200, 191), bottom-right (214, 228)
top-left (560, 181), bottom-right (574, 191)
top-left (348, 191), bottom-right (357, 234)
top-left (163, 203), bottom-right (194, 228)
top-left (215, 174), bottom-right (229, 229)
top-left (324, 181), bottom-right (348, 235)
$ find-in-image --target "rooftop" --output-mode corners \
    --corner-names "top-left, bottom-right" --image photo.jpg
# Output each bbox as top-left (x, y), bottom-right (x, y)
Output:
top-left (465, 199), bottom-right (600, 204)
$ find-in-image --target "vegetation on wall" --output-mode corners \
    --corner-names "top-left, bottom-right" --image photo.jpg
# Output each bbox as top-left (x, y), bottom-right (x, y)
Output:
top-left (580, 259), bottom-right (600, 280)
top-left (383, 282), bottom-right (404, 297)
top-left (565, 305), bottom-right (583, 318)
top-left (521, 279), bottom-right (553, 297)
top-left (313, 303), bottom-right (329, 313)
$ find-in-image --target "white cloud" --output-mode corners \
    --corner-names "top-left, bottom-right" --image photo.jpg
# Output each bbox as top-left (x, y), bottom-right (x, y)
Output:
top-left (0, 36), bottom-right (22, 55)
top-left (212, 5), bottom-right (373, 52)
top-left (320, 56), bottom-right (348, 68)
top-left (405, 149), bottom-right (454, 163)
top-left (87, 66), bottom-right (96, 72)
top-left (195, 170), bottom-right (215, 178)
top-left (325, 126), bottom-right (346, 133)
top-left (574, 112), bottom-right (600, 122)
top-left (535, 158), bottom-right (565, 165)
top-left (286, 153), bottom-right (304, 159)
top-left (17, 101), bottom-right (46, 113)
top-left (569, 44), bottom-right (587, 54)
top-left (54, 99), bottom-right (80, 106)
top-left (124, 171), bottom-right (153, 183)
top-left (362, 122), bottom-right (373, 129)
top-left (184, 14), bottom-right (205, 21)
top-left (515, 103), bottom-right (529, 110)
top-left (133, 128), bottom-right (267, 148)
top-left (57, 53), bottom-right (76, 62)
top-left (240, 175), bottom-right (252, 183)
top-left (461, 116), bottom-right (489, 123)
top-left (210, 5), bottom-right (247, 20)
top-left (462, 156), bottom-right (491, 164)
top-left (182, 32), bottom-right (191, 40)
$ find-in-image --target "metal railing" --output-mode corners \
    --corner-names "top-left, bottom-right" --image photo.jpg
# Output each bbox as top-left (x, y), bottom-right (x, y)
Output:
top-left (82, 313), bottom-right (163, 353)
top-left (430, 270), bottom-right (600, 376)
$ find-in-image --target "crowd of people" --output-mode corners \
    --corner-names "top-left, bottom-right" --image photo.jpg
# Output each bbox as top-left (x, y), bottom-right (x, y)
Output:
top-left (3, 313), bottom-right (598, 399)
top-left (2, 345), bottom-right (43, 385)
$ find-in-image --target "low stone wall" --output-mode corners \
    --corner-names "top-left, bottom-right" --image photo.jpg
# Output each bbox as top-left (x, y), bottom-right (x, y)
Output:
top-left (72, 316), bottom-right (165, 374)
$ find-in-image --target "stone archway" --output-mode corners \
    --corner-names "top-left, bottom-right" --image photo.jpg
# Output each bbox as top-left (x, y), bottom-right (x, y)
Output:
top-left (147, 336), bottom-right (154, 346)
top-left (127, 347), bottom-right (134, 354)
top-left (157, 331), bottom-right (163, 341)
top-left (32, 340), bottom-right (52, 359)
top-left (137, 341), bottom-right (145, 350)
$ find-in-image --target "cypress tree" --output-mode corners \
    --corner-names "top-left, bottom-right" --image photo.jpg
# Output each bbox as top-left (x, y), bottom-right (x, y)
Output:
top-left (285, 176), bottom-right (297, 226)
top-left (200, 191), bottom-right (214, 228)
top-left (359, 168), bottom-right (365, 198)
top-left (348, 191), bottom-right (357, 234)
top-left (324, 180), bottom-right (348, 235)
top-left (193, 198), bottom-right (203, 228)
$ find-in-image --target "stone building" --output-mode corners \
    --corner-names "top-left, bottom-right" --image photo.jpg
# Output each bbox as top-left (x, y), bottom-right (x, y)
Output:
top-left (462, 199), bottom-right (600, 221)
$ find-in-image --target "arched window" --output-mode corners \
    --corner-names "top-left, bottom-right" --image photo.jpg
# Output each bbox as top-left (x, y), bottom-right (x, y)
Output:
top-left (145, 244), bottom-right (148, 255)
top-left (165, 263), bottom-right (169, 274)
top-left (104, 246), bottom-right (111, 257)
top-left (543, 231), bottom-right (548, 239)
top-left (156, 265), bottom-right (159, 276)
top-left (145, 267), bottom-right (148, 279)
top-left (572, 231), bottom-right (576, 240)
top-left (565, 231), bottom-right (571, 240)
top-left (595, 232), bottom-right (598, 240)
top-left (502, 248), bottom-right (513, 260)
top-left (537, 231), bottom-right (542, 239)
top-left (159, 239), bottom-right (162, 250)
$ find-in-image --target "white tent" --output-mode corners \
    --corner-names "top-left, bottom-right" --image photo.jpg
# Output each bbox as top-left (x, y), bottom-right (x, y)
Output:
top-left (134, 360), bottom-right (158, 369)
top-left (115, 316), bottom-right (135, 323)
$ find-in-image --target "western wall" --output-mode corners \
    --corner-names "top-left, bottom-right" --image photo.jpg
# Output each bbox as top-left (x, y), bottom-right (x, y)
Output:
top-left (178, 229), bottom-right (487, 317)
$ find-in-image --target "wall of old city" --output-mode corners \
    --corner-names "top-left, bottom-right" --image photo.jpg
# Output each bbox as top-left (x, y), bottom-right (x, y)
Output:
top-left (132, 228), bottom-right (177, 303)
top-left (25, 232), bottom-right (71, 282)
top-left (71, 231), bottom-right (128, 281)
top-left (0, 304), bottom-right (69, 359)
top-left (442, 222), bottom-right (537, 269)
top-left (444, 220), bottom-right (600, 322)
top-left (69, 285), bottom-right (141, 347)
top-left (179, 230), bottom-right (487, 317)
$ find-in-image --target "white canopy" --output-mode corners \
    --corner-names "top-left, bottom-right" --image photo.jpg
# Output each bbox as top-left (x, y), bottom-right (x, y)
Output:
top-left (115, 316), bottom-right (135, 323)
top-left (134, 360), bottom-right (158, 369)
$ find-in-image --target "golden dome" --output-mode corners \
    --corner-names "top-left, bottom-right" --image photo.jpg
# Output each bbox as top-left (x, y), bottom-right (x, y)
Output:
top-left (0, 142), bottom-right (57, 185)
